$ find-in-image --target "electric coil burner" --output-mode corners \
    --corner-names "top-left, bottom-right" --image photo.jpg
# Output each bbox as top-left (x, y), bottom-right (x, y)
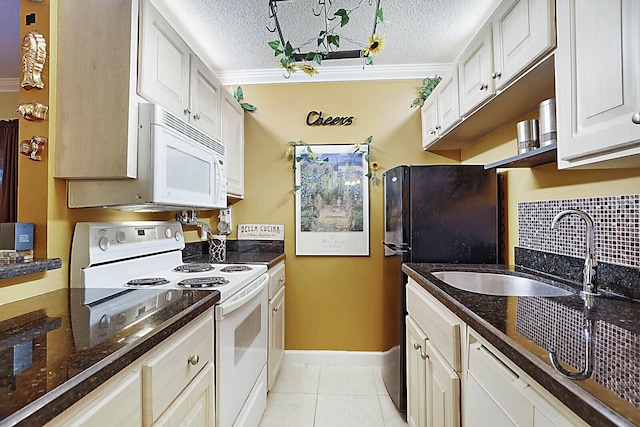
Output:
top-left (220, 265), bottom-right (253, 273)
top-left (125, 277), bottom-right (170, 287)
top-left (178, 277), bottom-right (229, 288)
top-left (173, 263), bottom-right (215, 273)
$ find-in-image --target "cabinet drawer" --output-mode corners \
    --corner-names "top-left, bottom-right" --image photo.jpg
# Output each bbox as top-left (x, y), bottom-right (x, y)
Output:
top-left (269, 262), bottom-right (285, 299)
top-left (142, 312), bottom-right (213, 425)
top-left (406, 280), bottom-right (461, 371)
top-left (467, 331), bottom-right (533, 426)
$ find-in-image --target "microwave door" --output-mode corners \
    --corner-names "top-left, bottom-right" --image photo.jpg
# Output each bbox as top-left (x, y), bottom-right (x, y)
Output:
top-left (151, 124), bottom-right (219, 207)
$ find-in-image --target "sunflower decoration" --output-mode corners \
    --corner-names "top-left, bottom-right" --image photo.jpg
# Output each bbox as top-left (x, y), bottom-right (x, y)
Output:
top-left (363, 34), bottom-right (385, 64)
top-left (300, 64), bottom-right (319, 76)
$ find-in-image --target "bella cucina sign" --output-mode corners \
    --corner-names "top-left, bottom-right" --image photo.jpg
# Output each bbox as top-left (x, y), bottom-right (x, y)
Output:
top-left (306, 110), bottom-right (354, 126)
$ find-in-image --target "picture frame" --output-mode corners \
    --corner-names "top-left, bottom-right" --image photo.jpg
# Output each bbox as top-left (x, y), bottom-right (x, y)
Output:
top-left (294, 143), bottom-right (370, 256)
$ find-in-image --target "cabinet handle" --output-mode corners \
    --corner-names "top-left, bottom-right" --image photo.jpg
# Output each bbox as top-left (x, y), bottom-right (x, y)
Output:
top-left (193, 114), bottom-right (201, 120)
top-left (421, 352), bottom-right (428, 360)
top-left (430, 130), bottom-right (436, 135)
top-left (491, 71), bottom-right (501, 79)
top-left (632, 113), bottom-right (640, 124)
top-left (413, 342), bottom-right (421, 351)
top-left (273, 307), bottom-right (279, 313)
top-left (435, 125), bottom-right (441, 130)
top-left (183, 109), bottom-right (191, 116)
top-left (279, 277), bottom-right (284, 282)
top-left (188, 354), bottom-right (200, 366)
top-left (479, 83), bottom-right (488, 91)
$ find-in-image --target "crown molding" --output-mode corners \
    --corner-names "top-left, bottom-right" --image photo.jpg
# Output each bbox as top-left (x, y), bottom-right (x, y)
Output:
top-left (0, 79), bottom-right (20, 93)
top-left (216, 63), bottom-right (453, 86)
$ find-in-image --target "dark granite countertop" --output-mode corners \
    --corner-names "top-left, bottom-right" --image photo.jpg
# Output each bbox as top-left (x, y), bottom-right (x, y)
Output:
top-left (0, 288), bottom-right (219, 426)
top-left (0, 258), bottom-right (62, 280)
top-left (403, 263), bottom-right (640, 427)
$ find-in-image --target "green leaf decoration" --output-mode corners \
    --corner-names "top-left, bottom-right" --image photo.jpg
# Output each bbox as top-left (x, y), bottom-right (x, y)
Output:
top-left (366, 55), bottom-right (374, 65)
top-left (294, 185), bottom-right (300, 191)
top-left (284, 41), bottom-right (294, 57)
top-left (240, 102), bottom-right (257, 112)
top-left (335, 9), bottom-right (349, 26)
top-left (288, 141), bottom-right (297, 146)
top-left (366, 135), bottom-right (373, 143)
top-left (295, 156), bottom-right (303, 162)
top-left (305, 52), bottom-right (316, 61)
top-left (372, 175), bottom-right (378, 185)
top-left (313, 53), bottom-right (323, 65)
top-left (268, 40), bottom-right (281, 51)
top-left (365, 154), bottom-right (370, 162)
top-left (366, 172), bottom-right (372, 178)
top-left (327, 34), bottom-right (340, 48)
top-left (306, 146), bottom-right (312, 153)
top-left (234, 86), bottom-right (244, 102)
top-left (377, 8), bottom-right (384, 22)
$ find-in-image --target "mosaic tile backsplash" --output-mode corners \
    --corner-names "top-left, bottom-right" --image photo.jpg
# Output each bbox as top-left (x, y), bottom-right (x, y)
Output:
top-left (518, 194), bottom-right (640, 268)
top-left (516, 296), bottom-right (640, 410)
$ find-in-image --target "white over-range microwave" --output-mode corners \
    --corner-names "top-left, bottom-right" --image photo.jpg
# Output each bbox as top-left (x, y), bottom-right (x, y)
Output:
top-left (68, 103), bottom-right (227, 211)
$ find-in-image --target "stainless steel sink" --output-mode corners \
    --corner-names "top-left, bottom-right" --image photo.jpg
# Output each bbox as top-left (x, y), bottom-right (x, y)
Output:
top-left (431, 271), bottom-right (572, 297)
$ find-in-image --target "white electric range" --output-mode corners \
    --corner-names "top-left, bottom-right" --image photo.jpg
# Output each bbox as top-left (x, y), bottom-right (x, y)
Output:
top-left (70, 221), bottom-right (269, 427)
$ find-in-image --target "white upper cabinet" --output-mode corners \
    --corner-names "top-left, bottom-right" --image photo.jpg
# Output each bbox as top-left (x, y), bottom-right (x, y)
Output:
top-left (491, 0), bottom-right (556, 90)
top-left (222, 89), bottom-right (245, 198)
top-left (138, 0), bottom-right (190, 119)
top-left (556, 0), bottom-right (640, 169)
top-left (458, 24), bottom-right (495, 116)
top-left (421, 93), bottom-right (439, 150)
top-left (139, 0), bottom-right (222, 141)
top-left (190, 55), bottom-right (222, 141)
top-left (436, 68), bottom-right (461, 135)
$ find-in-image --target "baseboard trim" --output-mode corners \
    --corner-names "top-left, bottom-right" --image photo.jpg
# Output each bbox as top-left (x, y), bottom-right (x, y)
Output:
top-left (284, 349), bottom-right (392, 367)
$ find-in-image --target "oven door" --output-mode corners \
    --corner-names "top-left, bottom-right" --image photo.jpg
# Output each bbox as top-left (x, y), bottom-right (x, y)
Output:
top-left (215, 273), bottom-right (269, 427)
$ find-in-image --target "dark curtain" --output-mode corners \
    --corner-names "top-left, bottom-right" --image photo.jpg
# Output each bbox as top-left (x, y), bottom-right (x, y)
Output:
top-left (0, 119), bottom-right (19, 223)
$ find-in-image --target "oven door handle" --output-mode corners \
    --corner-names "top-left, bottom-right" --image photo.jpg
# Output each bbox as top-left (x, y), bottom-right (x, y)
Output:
top-left (215, 273), bottom-right (269, 320)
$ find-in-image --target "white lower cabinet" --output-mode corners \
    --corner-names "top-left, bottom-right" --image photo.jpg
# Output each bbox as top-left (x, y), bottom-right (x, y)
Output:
top-left (267, 261), bottom-right (286, 391)
top-left (49, 311), bottom-right (214, 427)
top-left (465, 328), bottom-right (588, 427)
top-left (406, 280), bottom-right (461, 427)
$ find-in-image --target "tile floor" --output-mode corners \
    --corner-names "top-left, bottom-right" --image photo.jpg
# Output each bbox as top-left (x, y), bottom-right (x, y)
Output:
top-left (258, 364), bottom-right (408, 427)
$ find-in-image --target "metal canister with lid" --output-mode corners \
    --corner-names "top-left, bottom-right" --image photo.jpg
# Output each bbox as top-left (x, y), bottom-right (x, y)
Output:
top-left (538, 98), bottom-right (556, 146)
top-left (516, 119), bottom-right (539, 154)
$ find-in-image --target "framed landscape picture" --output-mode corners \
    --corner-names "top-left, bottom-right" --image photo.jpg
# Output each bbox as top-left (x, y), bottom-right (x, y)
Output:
top-left (294, 144), bottom-right (370, 256)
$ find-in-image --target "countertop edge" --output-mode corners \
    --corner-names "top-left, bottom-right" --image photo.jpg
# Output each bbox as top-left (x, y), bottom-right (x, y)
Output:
top-left (0, 258), bottom-right (63, 280)
top-left (402, 264), bottom-right (633, 427)
top-left (4, 291), bottom-right (220, 427)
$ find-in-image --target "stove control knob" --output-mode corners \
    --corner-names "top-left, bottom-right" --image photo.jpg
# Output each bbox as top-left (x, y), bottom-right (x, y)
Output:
top-left (116, 313), bottom-right (127, 325)
top-left (99, 314), bottom-right (110, 331)
top-left (116, 230), bottom-right (126, 243)
top-left (164, 228), bottom-right (172, 239)
top-left (98, 236), bottom-right (110, 251)
top-left (165, 290), bottom-right (173, 301)
top-left (175, 231), bottom-right (182, 241)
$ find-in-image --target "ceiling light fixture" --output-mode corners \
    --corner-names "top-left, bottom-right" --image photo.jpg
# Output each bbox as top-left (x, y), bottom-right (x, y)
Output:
top-left (267, 0), bottom-right (385, 77)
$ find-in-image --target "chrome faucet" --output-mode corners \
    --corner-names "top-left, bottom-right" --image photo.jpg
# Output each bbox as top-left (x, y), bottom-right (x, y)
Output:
top-left (550, 209), bottom-right (598, 306)
top-left (549, 209), bottom-right (598, 381)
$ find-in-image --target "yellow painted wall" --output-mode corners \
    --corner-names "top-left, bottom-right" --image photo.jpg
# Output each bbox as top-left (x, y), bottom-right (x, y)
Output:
top-left (0, 92), bottom-right (19, 119)
top-left (461, 112), bottom-right (640, 265)
top-left (230, 81), bottom-right (459, 351)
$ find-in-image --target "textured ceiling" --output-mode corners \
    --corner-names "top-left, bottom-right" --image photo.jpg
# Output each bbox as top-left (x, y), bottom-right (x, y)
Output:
top-left (153, 0), bottom-right (501, 78)
top-left (0, 0), bottom-right (502, 83)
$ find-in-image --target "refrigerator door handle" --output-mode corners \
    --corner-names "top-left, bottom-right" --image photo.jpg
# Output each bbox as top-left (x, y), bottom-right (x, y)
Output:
top-left (382, 241), bottom-right (411, 253)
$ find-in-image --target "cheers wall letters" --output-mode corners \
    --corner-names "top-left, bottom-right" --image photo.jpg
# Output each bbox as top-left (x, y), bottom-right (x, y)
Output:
top-left (306, 111), bottom-right (354, 126)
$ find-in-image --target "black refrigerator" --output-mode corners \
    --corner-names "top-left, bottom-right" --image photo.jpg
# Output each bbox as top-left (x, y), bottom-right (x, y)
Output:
top-left (381, 164), bottom-right (498, 413)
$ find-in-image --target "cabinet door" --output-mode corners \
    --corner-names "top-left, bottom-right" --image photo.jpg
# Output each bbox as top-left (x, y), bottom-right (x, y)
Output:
top-left (556, 0), bottom-right (640, 168)
top-left (189, 54), bottom-right (222, 141)
top-left (491, 0), bottom-right (555, 90)
top-left (458, 24), bottom-right (494, 116)
top-left (421, 95), bottom-right (439, 150)
top-left (406, 316), bottom-right (427, 427)
top-left (436, 68), bottom-right (461, 134)
top-left (268, 286), bottom-right (285, 391)
top-left (138, 0), bottom-right (190, 120)
top-left (49, 370), bottom-right (141, 427)
top-left (464, 373), bottom-right (516, 427)
top-left (222, 89), bottom-right (245, 198)
top-left (426, 342), bottom-right (460, 427)
top-left (153, 364), bottom-right (214, 427)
